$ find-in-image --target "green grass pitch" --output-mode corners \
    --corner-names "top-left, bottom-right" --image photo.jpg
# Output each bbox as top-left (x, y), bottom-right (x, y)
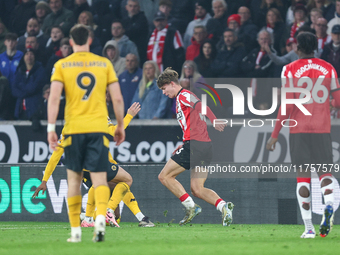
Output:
top-left (1, 222), bottom-right (340, 255)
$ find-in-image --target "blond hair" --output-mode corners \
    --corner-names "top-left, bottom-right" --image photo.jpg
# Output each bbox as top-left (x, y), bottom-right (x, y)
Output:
top-left (139, 61), bottom-right (160, 98)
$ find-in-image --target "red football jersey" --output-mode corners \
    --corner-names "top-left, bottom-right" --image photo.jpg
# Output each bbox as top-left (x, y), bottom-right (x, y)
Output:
top-left (272, 58), bottom-right (340, 138)
top-left (176, 89), bottom-right (212, 142)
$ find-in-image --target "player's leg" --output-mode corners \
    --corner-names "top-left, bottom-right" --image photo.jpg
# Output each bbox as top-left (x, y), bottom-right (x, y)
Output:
top-left (159, 158), bottom-right (201, 225)
top-left (122, 190), bottom-right (155, 227)
top-left (105, 167), bottom-right (131, 227)
top-left (90, 171), bottom-right (110, 240)
top-left (296, 176), bottom-right (315, 238)
top-left (190, 168), bottom-right (234, 226)
top-left (85, 133), bottom-right (111, 242)
top-left (81, 186), bottom-right (95, 227)
top-left (66, 169), bottom-right (83, 242)
top-left (315, 133), bottom-right (335, 237)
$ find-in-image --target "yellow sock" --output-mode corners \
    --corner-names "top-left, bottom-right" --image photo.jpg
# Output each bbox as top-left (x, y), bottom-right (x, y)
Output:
top-left (94, 185), bottom-right (110, 217)
top-left (107, 182), bottom-right (129, 211)
top-left (123, 191), bottom-right (141, 215)
top-left (85, 186), bottom-right (95, 217)
top-left (67, 195), bottom-right (82, 228)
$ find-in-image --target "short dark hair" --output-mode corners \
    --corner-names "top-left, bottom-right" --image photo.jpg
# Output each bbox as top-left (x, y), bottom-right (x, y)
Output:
top-left (60, 37), bottom-right (70, 47)
top-left (159, 0), bottom-right (172, 7)
top-left (157, 67), bottom-right (179, 88)
top-left (297, 32), bottom-right (317, 55)
top-left (5, 33), bottom-right (18, 41)
top-left (70, 24), bottom-right (89, 46)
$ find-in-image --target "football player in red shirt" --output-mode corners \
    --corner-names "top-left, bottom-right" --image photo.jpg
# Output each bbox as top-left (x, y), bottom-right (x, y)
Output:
top-left (267, 32), bottom-right (340, 238)
top-left (156, 67), bottom-right (234, 226)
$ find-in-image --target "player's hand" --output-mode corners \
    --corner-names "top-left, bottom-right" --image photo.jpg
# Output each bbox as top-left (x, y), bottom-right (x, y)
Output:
top-left (48, 131), bottom-right (58, 151)
top-left (266, 137), bottom-right (278, 151)
top-left (214, 123), bottom-right (226, 132)
top-left (32, 181), bottom-right (47, 199)
top-left (172, 144), bottom-right (183, 155)
top-left (127, 102), bottom-right (141, 117)
top-left (114, 125), bottom-right (125, 146)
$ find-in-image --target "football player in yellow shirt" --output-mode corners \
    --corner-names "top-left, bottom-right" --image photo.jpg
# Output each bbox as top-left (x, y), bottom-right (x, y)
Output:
top-left (47, 24), bottom-right (125, 242)
top-left (33, 103), bottom-right (154, 227)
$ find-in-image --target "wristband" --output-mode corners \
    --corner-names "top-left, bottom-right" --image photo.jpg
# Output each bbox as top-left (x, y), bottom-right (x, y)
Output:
top-left (47, 123), bottom-right (56, 132)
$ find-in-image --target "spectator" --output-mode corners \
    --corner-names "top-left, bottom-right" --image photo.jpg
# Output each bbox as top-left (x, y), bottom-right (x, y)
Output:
top-left (206, 0), bottom-right (229, 46)
top-left (254, 0), bottom-right (285, 29)
top-left (0, 22), bottom-right (7, 54)
top-left (241, 29), bottom-right (276, 109)
top-left (194, 39), bottom-right (217, 78)
top-left (308, 8), bottom-right (323, 31)
top-left (227, 14), bottom-right (241, 32)
top-left (147, 11), bottom-right (185, 74)
top-left (211, 29), bottom-right (246, 77)
top-left (265, 8), bottom-right (287, 56)
top-left (122, 0), bottom-right (149, 65)
top-left (241, 29), bottom-right (275, 78)
top-left (111, 20), bottom-right (139, 60)
top-left (102, 40), bottom-right (126, 76)
top-left (315, 17), bottom-right (332, 57)
top-left (11, 47), bottom-right (45, 120)
top-left (88, 26), bottom-right (103, 56)
top-left (25, 36), bottom-right (49, 66)
top-left (307, 0), bottom-right (335, 22)
top-left (0, 0), bottom-right (17, 30)
top-left (0, 33), bottom-right (23, 95)
top-left (45, 37), bottom-right (72, 80)
top-left (41, 0), bottom-right (75, 36)
top-left (159, 0), bottom-right (173, 21)
top-left (71, 0), bottom-right (90, 22)
top-left (119, 53), bottom-right (143, 113)
top-left (92, 0), bottom-right (114, 47)
top-left (45, 25), bottom-right (64, 60)
top-left (327, 0), bottom-right (340, 35)
top-left (289, 3), bottom-right (308, 38)
top-left (10, 0), bottom-right (36, 37)
top-left (321, 24), bottom-right (340, 75)
top-left (132, 60), bottom-right (171, 119)
top-left (31, 84), bottom-right (65, 131)
top-left (35, 1), bottom-right (51, 26)
top-left (186, 25), bottom-right (207, 61)
top-left (179, 60), bottom-right (204, 90)
top-left (137, 0), bottom-right (161, 33)
top-left (167, 0), bottom-right (195, 34)
top-left (183, 0), bottom-right (212, 48)
top-left (0, 71), bottom-right (11, 120)
top-left (238, 6), bottom-right (259, 54)
top-left (286, 0), bottom-right (307, 26)
top-left (17, 18), bottom-right (49, 53)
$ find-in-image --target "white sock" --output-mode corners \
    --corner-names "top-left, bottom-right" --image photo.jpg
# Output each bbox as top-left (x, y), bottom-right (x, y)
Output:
top-left (135, 212), bottom-right (145, 221)
top-left (216, 200), bottom-right (227, 212)
top-left (296, 182), bottom-right (312, 230)
top-left (181, 196), bottom-right (195, 210)
top-left (320, 176), bottom-right (334, 206)
top-left (95, 214), bottom-right (106, 232)
top-left (71, 226), bottom-right (81, 238)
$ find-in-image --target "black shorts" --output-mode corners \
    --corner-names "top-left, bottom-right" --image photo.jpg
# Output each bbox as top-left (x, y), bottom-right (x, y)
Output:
top-left (289, 133), bottom-right (333, 167)
top-left (171, 140), bottom-right (212, 170)
top-left (83, 161), bottom-right (119, 188)
top-left (64, 133), bottom-right (110, 173)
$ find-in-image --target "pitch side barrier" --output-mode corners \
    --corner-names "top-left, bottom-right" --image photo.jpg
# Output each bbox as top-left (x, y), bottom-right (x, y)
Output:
top-left (0, 164), bottom-right (339, 224)
top-left (2, 120), bottom-right (340, 165)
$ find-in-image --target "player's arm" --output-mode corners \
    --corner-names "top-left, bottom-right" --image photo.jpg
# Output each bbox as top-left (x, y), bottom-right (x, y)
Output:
top-left (47, 81), bottom-right (64, 150)
top-left (32, 135), bottom-right (65, 198)
top-left (108, 81), bottom-right (125, 145)
top-left (108, 102), bottom-right (141, 136)
top-left (193, 101), bottom-right (225, 132)
top-left (330, 69), bottom-right (340, 108)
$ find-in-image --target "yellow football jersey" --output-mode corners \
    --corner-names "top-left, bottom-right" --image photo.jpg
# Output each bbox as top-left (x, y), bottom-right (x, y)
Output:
top-left (51, 52), bottom-right (118, 134)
